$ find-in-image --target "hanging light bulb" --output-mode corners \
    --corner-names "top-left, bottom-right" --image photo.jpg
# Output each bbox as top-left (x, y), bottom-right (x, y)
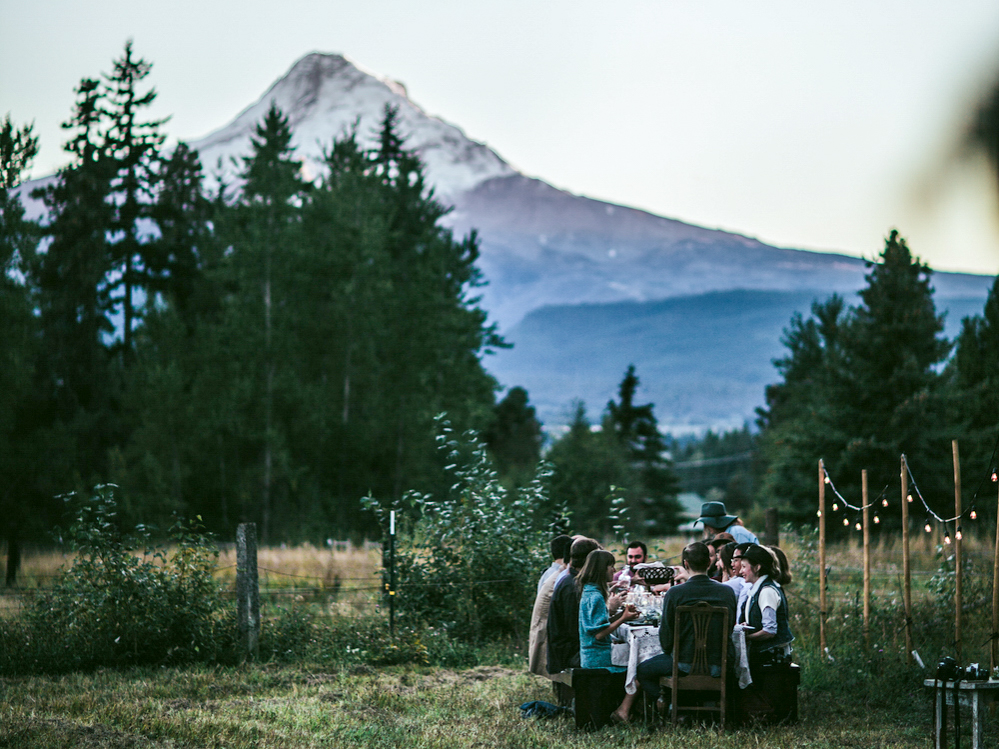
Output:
top-left (956, 527), bottom-right (963, 541)
top-left (842, 517), bottom-right (850, 526)
top-left (874, 515), bottom-right (881, 524)
top-left (924, 521), bottom-right (933, 533)
top-left (970, 509), bottom-right (977, 520)
top-left (832, 502), bottom-right (839, 511)
top-left (825, 475), bottom-right (831, 484)
top-left (882, 498), bottom-right (889, 508)
top-left (944, 532), bottom-right (952, 545)
top-left (855, 522), bottom-right (862, 531)
top-left (992, 470), bottom-right (998, 483)
top-left (907, 494), bottom-right (913, 503)
top-left (816, 510), bottom-right (822, 518)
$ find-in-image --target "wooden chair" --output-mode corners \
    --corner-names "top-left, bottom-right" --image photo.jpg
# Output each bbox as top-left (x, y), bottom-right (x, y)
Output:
top-left (660, 601), bottom-right (730, 728)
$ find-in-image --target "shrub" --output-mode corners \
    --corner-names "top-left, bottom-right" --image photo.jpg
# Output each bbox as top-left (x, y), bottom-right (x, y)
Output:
top-left (363, 416), bottom-right (552, 642)
top-left (2, 485), bottom-right (233, 674)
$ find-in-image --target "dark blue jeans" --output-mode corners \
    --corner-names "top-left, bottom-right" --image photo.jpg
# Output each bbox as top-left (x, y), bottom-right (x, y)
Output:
top-left (637, 653), bottom-right (675, 701)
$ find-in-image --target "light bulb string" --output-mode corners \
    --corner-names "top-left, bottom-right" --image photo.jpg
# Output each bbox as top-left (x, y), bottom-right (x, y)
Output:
top-left (968, 428), bottom-right (999, 507)
top-left (902, 455), bottom-right (970, 525)
top-left (821, 467), bottom-right (883, 512)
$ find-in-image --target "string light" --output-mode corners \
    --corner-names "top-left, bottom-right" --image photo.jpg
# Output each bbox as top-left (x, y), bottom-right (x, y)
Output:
top-left (970, 510), bottom-right (978, 520)
top-left (874, 515), bottom-right (881, 524)
top-left (842, 517), bottom-right (850, 526)
top-left (855, 522), bottom-right (862, 531)
top-left (882, 498), bottom-right (889, 508)
top-left (907, 494), bottom-right (913, 503)
top-left (825, 476), bottom-right (831, 484)
top-left (832, 502), bottom-right (838, 512)
top-left (956, 527), bottom-right (963, 541)
top-left (944, 532), bottom-right (952, 545)
top-left (924, 521), bottom-right (933, 533)
top-left (816, 510), bottom-right (822, 518)
top-left (992, 470), bottom-right (998, 483)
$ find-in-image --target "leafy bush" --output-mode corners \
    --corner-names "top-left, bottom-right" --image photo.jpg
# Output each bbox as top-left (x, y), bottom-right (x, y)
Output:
top-left (257, 609), bottom-right (482, 669)
top-left (363, 416), bottom-right (552, 642)
top-left (2, 485), bottom-right (233, 674)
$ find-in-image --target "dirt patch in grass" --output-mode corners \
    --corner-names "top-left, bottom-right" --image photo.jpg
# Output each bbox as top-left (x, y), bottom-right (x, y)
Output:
top-left (2, 716), bottom-right (163, 748)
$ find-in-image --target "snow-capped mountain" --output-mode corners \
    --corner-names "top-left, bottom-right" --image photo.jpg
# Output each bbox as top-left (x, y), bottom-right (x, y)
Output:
top-left (189, 53), bottom-right (515, 198)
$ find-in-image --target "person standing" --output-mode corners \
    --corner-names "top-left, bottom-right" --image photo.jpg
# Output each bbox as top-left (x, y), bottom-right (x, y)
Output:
top-left (538, 535), bottom-right (572, 594)
top-left (697, 501), bottom-right (758, 544)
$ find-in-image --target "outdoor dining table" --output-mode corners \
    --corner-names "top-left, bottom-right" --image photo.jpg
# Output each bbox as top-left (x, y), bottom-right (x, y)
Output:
top-left (611, 622), bottom-right (752, 695)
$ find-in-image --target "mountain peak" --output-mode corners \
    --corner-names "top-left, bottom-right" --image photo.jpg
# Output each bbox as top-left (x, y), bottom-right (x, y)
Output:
top-left (187, 52), bottom-right (514, 196)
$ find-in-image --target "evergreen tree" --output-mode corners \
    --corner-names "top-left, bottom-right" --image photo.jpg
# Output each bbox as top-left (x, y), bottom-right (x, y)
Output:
top-left (222, 102), bottom-right (307, 541)
top-left (604, 365), bottom-right (682, 534)
top-left (946, 275), bottom-right (999, 510)
top-left (483, 386), bottom-right (543, 488)
top-left (756, 231), bottom-right (951, 528)
top-left (29, 77), bottom-right (118, 482)
top-left (547, 402), bottom-right (632, 538)
top-left (103, 40), bottom-right (167, 353)
top-left (148, 142), bottom-right (214, 322)
top-left (0, 115), bottom-right (41, 582)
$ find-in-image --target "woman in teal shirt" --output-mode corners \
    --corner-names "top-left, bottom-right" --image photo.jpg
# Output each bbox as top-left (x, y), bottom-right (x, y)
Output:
top-left (576, 549), bottom-right (641, 723)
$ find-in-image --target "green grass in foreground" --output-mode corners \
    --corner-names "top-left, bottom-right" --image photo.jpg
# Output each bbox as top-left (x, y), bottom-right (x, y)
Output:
top-left (0, 662), bottom-right (934, 749)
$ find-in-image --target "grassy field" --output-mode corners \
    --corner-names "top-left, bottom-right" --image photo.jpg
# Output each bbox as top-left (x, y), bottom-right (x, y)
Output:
top-left (0, 532), bottom-right (992, 748)
top-left (0, 660), bottom-right (932, 749)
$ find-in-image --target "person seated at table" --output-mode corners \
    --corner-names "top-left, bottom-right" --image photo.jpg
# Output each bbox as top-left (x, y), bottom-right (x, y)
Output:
top-left (529, 534), bottom-right (574, 679)
top-left (707, 534), bottom-right (734, 581)
top-left (719, 542), bottom-right (747, 594)
top-left (611, 540), bottom-right (648, 589)
top-left (738, 544), bottom-right (794, 676)
top-left (537, 534), bottom-right (573, 594)
top-left (547, 538), bottom-right (601, 677)
top-left (636, 541), bottom-right (737, 709)
top-left (576, 549), bottom-right (642, 723)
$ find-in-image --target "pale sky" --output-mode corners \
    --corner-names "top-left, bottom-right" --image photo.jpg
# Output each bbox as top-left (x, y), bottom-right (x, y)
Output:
top-left (3, 0), bottom-right (999, 275)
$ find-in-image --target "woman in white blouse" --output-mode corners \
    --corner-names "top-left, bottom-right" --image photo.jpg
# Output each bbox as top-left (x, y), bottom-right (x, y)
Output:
top-left (738, 544), bottom-right (794, 674)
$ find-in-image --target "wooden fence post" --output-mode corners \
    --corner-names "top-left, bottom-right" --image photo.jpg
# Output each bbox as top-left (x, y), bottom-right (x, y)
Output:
top-left (862, 469), bottom-right (870, 646)
top-left (992, 476), bottom-right (999, 673)
top-left (819, 459), bottom-right (827, 658)
top-left (953, 440), bottom-right (962, 663)
top-left (764, 508), bottom-right (780, 547)
top-left (236, 522), bottom-right (260, 659)
top-left (901, 456), bottom-right (913, 664)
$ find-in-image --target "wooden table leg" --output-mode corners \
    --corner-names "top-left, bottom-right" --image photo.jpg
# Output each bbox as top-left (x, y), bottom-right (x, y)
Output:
top-left (972, 691), bottom-right (981, 749)
top-left (935, 685), bottom-right (945, 749)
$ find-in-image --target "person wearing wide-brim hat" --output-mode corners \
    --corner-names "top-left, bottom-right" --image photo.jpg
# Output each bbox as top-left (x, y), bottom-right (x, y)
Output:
top-left (697, 501), bottom-right (758, 544)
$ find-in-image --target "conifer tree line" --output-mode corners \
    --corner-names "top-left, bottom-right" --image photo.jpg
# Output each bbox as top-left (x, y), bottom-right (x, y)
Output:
top-left (0, 44), bottom-right (516, 546)
top-left (1, 43), bottom-right (685, 551)
top-left (755, 230), bottom-right (999, 534)
top-left (7, 43), bottom-right (999, 552)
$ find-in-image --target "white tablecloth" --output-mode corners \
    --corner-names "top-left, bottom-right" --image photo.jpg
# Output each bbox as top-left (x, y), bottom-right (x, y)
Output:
top-left (611, 623), bottom-right (752, 694)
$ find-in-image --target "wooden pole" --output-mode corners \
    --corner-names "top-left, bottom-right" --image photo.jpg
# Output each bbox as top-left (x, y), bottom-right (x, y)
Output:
top-left (236, 522), bottom-right (260, 660)
top-left (953, 440), bottom-right (962, 663)
top-left (764, 507), bottom-right (780, 547)
top-left (389, 510), bottom-right (396, 635)
top-left (901, 456), bottom-right (913, 664)
top-left (862, 469), bottom-right (871, 646)
top-left (992, 476), bottom-right (999, 673)
top-left (819, 459), bottom-right (827, 658)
